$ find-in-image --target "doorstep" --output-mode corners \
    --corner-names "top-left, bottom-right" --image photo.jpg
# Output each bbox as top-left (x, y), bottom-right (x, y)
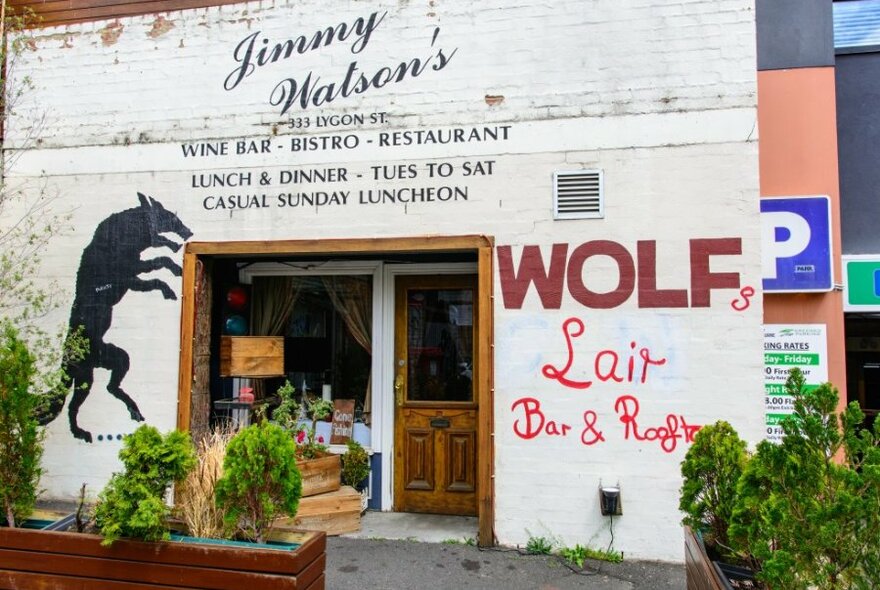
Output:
top-left (341, 511), bottom-right (477, 544)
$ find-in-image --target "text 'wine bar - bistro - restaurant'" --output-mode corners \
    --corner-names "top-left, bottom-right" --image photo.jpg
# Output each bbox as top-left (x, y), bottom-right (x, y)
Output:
top-left (3, 0), bottom-right (772, 561)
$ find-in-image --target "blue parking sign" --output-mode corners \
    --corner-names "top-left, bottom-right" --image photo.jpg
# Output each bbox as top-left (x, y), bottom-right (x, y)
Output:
top-left (761, 196), bottom-right (832, 292)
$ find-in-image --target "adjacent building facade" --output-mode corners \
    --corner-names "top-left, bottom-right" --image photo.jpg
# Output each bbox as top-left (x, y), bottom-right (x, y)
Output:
top-left (5, 0), bottom-right (765, 561)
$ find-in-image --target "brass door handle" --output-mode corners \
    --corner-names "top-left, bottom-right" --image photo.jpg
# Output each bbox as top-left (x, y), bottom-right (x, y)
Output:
top-left (394, 374), bottom-right (404, 406)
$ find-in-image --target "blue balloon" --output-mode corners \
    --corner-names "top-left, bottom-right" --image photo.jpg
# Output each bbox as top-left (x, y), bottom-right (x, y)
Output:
top-left (225, 314), bottom-right (248, 335)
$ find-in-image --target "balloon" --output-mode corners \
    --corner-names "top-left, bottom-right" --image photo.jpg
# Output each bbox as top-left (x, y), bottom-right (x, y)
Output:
top-left (226, 286), bottom-right (248, 310)
top-left (224, 314), bottom-right (248, 335)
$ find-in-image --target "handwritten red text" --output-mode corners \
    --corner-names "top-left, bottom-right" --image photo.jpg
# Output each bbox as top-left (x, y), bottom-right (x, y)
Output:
top-left (542, 318), bottom-right (667, 390)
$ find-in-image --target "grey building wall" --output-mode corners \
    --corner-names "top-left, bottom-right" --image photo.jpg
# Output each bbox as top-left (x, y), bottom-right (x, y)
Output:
top-left (756, 0), bottom-right (834, 70)
top-left (836, 51), bottom-right (880, 254)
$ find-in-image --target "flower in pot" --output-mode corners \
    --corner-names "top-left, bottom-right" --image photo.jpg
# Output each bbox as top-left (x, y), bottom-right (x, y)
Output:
top-left (272, 380), bottom-right (327, 458)
top-left (295, 398), bottom-right (333, 460)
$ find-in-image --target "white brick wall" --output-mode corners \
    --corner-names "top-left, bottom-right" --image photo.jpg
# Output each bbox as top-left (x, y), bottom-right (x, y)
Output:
top-left (2, 0), bottom-right (760, 562)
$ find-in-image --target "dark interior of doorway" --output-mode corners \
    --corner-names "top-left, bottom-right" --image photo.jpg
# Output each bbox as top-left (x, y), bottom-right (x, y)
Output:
top-left (844, 315), bottom-right (880, 431)
top-left (205, 251), bottom-right (477, 429)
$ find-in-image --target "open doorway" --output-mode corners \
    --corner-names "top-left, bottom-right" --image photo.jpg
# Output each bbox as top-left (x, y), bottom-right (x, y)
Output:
top-left (845, 315), bottom-right (880, 432)
top-left (175, 236), bottom-right (495, 545)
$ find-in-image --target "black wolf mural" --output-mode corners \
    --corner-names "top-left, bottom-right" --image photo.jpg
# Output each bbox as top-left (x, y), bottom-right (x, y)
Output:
top-left (35, 193), bottom-right (192, 442)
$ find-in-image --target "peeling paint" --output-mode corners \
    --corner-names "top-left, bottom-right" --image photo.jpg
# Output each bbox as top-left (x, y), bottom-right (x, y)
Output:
top-left (100, 22), bottom-right (124, 47)
top-left (39, 32), bottom-right (80, 49)
top-left (485, 95), bottom-right (505, 107)
top-left (148, 16), bottom-right (175, 38)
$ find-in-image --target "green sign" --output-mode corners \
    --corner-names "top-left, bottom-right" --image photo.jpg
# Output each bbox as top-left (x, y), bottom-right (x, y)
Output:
top-left (764, 353), bottom-right (820, 366)
top-left (845, 258), bottom-right (880, 311)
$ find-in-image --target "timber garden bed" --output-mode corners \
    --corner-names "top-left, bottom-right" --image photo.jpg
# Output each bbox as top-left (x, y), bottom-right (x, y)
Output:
top-left (684, 526), bottom-right (761, 590)
top-left (0, 525), bottom-right (326, 590)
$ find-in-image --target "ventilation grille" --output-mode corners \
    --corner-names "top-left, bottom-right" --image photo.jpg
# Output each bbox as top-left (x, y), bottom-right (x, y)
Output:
top-left (553, 170), bottom-right (604, 220)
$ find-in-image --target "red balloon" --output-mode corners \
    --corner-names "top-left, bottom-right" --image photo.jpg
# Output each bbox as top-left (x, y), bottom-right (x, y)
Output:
top-left (226, 286), bottom-right (248, 310)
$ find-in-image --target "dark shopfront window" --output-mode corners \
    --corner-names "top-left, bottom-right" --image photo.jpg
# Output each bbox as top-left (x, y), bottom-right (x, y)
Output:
top-left (254, 275), bottom-right (373, 424)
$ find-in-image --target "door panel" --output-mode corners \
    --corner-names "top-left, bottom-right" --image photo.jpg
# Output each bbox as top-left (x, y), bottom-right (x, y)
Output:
top-left (394, 275), bottom-right (478, 516)
top-left (403, 428), bottom-right (434, 491)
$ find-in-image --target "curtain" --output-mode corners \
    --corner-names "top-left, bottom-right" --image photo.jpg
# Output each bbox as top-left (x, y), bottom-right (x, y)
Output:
top-left (252, 276), bottom-right (301, 336)
top-left (321, 276), bottom-right (372, 425)
top-left (250, 276), bottom-right (301, 399)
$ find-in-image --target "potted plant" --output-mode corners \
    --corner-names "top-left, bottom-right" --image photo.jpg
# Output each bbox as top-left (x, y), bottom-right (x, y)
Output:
top-left (341, 440), bottom-right (371, 512)
top-left (174, 426), bottom-right (233, 539)
top-left (0, 323), bottom-right (44, 529)
top-left (679, 419), bottom-right (759, 589)
top-left (730, 368), bottom-right (880, 590)
top-left (94, 425), bottom-right (195, 544)
top-left (273, 381), bottom-right (341, 497)
top-left (215, 420), bottom-right (303, 544)
top-left (0, 418), bottom-right (326, 588)
top-left (683, 368), bottom-right (880, 590)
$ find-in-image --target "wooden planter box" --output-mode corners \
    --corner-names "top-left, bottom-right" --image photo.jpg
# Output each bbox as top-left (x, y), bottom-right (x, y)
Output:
top-left (685, 526), bottom-right (725, 590)
top-left (276, 486), bottom-right (361, 536)
top-left (0, 526), bottom-right (326, 590)
top-left (220, 336), bottom-right (284, 377)
top-left (684, 526), bottom-right (762, 590)
top-left (298, 453), bottom-right (341, 498)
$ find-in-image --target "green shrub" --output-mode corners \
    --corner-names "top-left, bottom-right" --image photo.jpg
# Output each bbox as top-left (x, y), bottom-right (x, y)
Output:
top-left (271, 380), bottom-right (299, 431)
top-left (0, 323), bottom-right (41, 528)
top-left (340, 440), bottom-right (370, 490)
top-left (215, 421), bottom-right (302, 543)
top-left (95, 425), bottom-right (195, 545)
top-left (679, 420), bottom-right (748, 555)
top-left (730, 368), bottom-right (880, 590)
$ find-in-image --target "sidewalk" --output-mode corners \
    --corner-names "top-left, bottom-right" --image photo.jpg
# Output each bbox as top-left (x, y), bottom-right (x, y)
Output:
top-left (325, 536), bottom-right (686, 590)
top-left (326, 512), bottom-right (684, 590)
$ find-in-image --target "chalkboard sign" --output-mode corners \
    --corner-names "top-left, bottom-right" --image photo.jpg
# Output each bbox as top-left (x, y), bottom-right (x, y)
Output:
top-left (330, 399), bottom-right (356, 444)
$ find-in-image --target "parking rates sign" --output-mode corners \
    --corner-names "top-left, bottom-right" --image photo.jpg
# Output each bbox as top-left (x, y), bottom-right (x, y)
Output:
top-left (763, 324), bottom-right (828, 443)
top-left (761, 196), bottom-right (833, 292)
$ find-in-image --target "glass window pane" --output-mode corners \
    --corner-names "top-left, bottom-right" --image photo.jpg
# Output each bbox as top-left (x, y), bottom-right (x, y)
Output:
top-left (406, 288), bottom-right (474, 402)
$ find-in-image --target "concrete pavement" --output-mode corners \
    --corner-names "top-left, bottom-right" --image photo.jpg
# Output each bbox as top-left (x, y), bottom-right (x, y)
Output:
top-left (327, 512), bottom-right (684, 590)
top-left (325, 536), bottom-right (686, 589)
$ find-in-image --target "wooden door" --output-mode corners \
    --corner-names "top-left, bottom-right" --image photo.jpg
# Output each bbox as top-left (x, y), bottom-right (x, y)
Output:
top-left (393, 275), bottom-right (478, 516)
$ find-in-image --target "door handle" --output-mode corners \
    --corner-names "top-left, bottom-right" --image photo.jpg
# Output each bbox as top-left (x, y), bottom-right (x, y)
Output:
top-left (394, 374), bottom-right (404, 406)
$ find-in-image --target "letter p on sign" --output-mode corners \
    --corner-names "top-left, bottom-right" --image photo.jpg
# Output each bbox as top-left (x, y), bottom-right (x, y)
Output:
top-left (760, 196), bottom-right (832, 292)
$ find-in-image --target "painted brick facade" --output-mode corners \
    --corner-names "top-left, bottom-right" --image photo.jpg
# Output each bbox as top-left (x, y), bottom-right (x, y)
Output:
top-left (4, 0), bottom-right (761, 561)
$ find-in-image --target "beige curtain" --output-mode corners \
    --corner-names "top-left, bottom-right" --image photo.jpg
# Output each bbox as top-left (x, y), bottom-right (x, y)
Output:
top-left (321, 276), bottom-right (372, 425)
top-left (250, 276), bottom-right (301, 399)
top-left (252, 276), bottom-right (301, 336)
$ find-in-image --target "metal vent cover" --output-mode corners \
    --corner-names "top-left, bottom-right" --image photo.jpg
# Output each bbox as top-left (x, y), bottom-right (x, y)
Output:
top-left (553, 170), bottom-right (604, 220)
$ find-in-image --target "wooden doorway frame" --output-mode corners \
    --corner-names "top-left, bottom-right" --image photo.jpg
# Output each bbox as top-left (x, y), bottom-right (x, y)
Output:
top-left (175, 235), bottom-right (495, 546)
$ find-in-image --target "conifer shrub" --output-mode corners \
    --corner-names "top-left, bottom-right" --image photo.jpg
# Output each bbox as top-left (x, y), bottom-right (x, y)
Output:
top-left (215, 421), bottom-right (302, 543)
top-left (0, 323), bottom-right (41, 528)
top-left (679, 420), bottom-right (748, 556)
top-left (729, 368), bottom-right (880, 589)
top-left (95, 425), bottom-right (195, 545)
